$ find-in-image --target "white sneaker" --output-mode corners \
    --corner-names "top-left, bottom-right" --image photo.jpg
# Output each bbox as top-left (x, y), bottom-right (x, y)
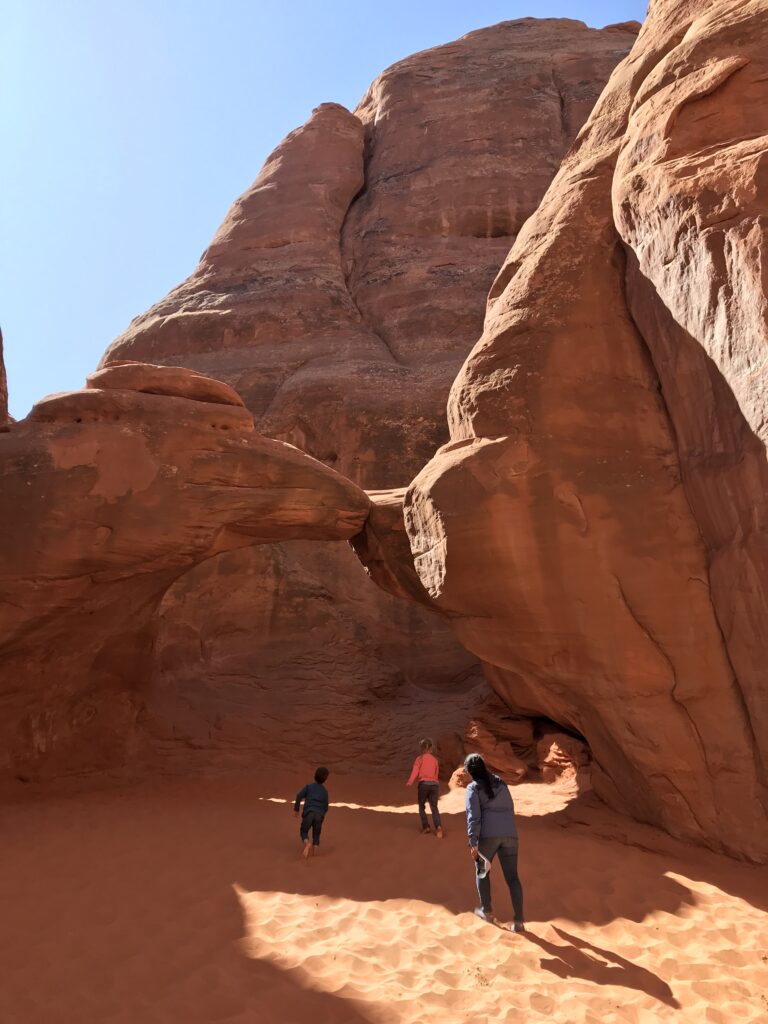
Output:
top-left (474, 907), bottom-right (497, 924)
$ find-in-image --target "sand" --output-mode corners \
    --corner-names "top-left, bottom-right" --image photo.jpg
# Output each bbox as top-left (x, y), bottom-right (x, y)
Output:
top-left (1, 770), bottom-right (766, 1023)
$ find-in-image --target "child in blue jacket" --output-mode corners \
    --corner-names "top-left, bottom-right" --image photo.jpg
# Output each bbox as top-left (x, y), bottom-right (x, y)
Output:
top-left (294, 766), bottom-right (330, 858)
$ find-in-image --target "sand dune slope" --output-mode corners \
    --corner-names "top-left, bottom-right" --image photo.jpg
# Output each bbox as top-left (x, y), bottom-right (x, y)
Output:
top-left (1, 773), bottom-right (766, 1023)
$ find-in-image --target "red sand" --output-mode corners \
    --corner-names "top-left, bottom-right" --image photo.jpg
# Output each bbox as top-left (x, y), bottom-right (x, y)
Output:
top-left (2, 772), bottom-right (766, 1023)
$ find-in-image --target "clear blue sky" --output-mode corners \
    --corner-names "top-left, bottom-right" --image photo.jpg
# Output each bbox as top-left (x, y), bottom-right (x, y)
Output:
top-left (1, 0), bottom-right (646, 418)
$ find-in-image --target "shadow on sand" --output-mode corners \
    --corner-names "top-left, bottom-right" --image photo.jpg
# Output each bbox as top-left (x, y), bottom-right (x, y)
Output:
top-left (523, 926), bottom-right (680, 1008)
top-left (3, 773), bottom-right (766, 1022)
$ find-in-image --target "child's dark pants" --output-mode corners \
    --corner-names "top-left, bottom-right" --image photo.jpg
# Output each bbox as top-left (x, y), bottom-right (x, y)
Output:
top-left (417, 781), bottom-right (442, 829)
top-left (300, 810), bottom-right (325, 846)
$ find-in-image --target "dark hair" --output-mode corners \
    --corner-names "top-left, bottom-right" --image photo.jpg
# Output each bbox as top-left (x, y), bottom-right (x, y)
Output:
top-left (314, 766), bottom-right (329, 784)
top-left (464, 753), bottom-right (495, 800)
top-left (420, 738), bottom-right (434, 753)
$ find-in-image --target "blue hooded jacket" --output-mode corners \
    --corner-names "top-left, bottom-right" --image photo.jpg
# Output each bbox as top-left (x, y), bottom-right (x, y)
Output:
top-left (294, 782), bottom-right (329, 816)
top-left (465, 773), bottom-right (517, 846)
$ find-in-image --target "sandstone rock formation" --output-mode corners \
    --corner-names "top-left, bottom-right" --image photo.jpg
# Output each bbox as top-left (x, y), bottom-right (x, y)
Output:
top-left (463, 720), bottom-right (528, 785)
top-left (0, 328), bottom-right (8, 428)
top-left (0, 363), bottom-right (369, 783)
top-left (98, 20), bottom-right (637, 772)
top-left (359, 0), bottom-right (768, 859)
top-left (537, 731), bottom-right (591, 784)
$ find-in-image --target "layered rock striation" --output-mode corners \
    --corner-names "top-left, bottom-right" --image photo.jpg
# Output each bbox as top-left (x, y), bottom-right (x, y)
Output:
top-left (98, 19), bottom-right (638, 772)
top-left (360, 0), bottom-right (768, 859)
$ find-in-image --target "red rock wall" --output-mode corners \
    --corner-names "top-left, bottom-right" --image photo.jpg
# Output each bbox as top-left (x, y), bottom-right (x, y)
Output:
top-left (391, 0), bottom-right (768, 859)
top-left (100, 20), bottom-right (637, 774)
top-left (612, 0), bottom-right (768, 817)
top-left (0, 366), bottom-right (369, 784)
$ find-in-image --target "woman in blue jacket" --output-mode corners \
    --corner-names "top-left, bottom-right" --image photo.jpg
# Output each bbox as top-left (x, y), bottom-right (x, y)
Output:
top-left (464, 753), bottom-right (525, 930)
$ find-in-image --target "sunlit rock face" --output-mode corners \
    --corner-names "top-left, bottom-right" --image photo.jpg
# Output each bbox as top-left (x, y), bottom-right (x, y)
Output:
top-left (99, 19), bottom-right (637, 773)
top-left (370, 0), bottom-right (768, 860)
top-left (0, 364), bottom-right (369, 783)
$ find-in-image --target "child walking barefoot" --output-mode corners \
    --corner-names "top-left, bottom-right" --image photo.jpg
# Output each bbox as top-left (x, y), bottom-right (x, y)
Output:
top-left (294, 766), bottom-right (330, 858)
top-left (406, 738), bottom-right (444, 838)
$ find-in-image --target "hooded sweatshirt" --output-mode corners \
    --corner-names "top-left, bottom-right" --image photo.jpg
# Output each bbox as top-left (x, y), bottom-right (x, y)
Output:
top-left (465, 773), bottom-right (517, 846)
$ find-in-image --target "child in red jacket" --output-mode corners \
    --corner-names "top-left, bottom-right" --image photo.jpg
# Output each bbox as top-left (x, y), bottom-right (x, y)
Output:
top-left (406, 738), bottom-right (443, 837)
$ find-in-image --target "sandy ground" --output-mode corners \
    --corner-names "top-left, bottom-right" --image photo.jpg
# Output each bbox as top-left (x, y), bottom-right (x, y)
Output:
top-left (2, 770), bottom-right (766, 1024)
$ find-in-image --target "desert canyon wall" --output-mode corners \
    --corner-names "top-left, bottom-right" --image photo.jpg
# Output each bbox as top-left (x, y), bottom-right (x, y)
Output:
top-left (3, 3), bottom-right (767, 866)
top-left (96, 20), bottom-right (638, 773)
top-left (356, 0), bottom-right (768, 860)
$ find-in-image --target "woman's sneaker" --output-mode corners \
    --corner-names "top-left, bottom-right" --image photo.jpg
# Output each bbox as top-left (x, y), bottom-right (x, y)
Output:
top-left (474, 907), bottom-right (497, 924)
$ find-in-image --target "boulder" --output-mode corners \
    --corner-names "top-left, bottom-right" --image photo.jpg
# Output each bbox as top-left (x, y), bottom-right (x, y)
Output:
top-left (464, 720), bottom-right (528, 785)
top-left (537, 732), bottom-right (591, 784)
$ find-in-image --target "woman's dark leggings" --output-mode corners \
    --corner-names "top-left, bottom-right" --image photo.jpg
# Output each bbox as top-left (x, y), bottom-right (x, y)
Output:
top-left (476, 835), bottom-right (524, 923)
top-left (417, 781), bottom-right (442, 829)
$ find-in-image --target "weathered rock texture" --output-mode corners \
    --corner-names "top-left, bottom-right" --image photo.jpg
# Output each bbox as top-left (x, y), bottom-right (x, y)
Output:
top-left (363, 0), bottom-right (768, 859)
top-left (100, 20), bottom-right (637, 771)
top-left (0, 364), bottom-right (369, 782)
top-left (0, 329), bottom-right (8, 428)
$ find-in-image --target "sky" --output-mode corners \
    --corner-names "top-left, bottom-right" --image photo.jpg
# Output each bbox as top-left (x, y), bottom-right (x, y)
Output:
top-left (1, 0), bottom-right (647, 419)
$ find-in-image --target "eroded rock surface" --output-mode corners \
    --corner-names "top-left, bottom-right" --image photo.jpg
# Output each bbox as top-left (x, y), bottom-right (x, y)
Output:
top-left (371, 0), bottom-right (768, 859)
top-left (0, 364), bottom-right (369, 782)
top-left (0, 329), bottom-right (8, 428)
top-left (97, 20), bottom-right (637, 772)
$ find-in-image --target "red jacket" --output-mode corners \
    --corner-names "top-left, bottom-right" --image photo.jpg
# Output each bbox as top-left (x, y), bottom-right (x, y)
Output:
top-left (407, 752), bottom-right (439, 785)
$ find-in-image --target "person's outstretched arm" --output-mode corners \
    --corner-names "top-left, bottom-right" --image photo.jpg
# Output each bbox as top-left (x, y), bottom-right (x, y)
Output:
top-left (406, 756), bottom-right (421, 786)
top-left (293, 785), bottom-right (307, 813)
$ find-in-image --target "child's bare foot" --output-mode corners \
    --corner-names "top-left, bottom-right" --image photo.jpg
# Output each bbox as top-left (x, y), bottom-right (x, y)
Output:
top-left (313, 846), bottom-right (320, 856)
top-left (436, 826), bottom-right (444, 839)
top-left (302, 839), bottom-right (312, 859)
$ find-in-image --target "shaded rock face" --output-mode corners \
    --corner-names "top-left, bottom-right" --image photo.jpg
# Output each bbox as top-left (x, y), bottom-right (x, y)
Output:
top-left (148, 542), bottom-right (484, 774)
top-left (377, 0), bottom-right (768, 859)
top-left (0, 364), bottom-right (369, 783)
top-left (99, 19), bottom-right (637, 772)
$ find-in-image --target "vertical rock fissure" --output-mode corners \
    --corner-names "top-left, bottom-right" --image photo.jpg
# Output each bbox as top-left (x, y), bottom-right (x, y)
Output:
top-left (613, 572), bottom-right (710, 771)
top-left (339, 127), bottom-right (402, 367)
top-left (550, 66), bottom-right (568, 138)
